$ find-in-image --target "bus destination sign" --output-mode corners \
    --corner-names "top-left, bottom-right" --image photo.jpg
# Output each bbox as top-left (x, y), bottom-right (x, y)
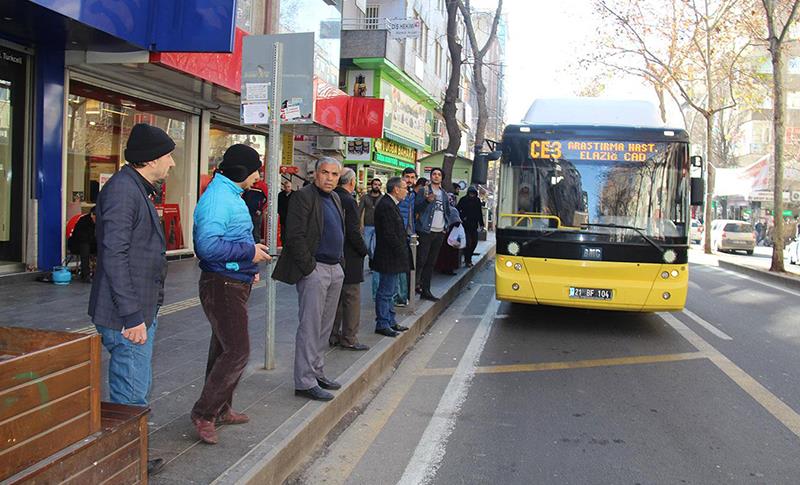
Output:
top-left (529, 140), bottom-right (662, 162)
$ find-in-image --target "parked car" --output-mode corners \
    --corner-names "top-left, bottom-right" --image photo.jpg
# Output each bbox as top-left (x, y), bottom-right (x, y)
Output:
top-left (690, 219), bottom-right (703, 244)
top-left (710, 219), bottom-right (755, 255)
top-left (788, 238), bottom-right (800, 265)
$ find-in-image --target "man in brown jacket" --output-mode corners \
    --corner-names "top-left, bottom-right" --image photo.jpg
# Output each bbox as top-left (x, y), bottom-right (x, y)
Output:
top-left (272, 157), bottom-right (345, 401)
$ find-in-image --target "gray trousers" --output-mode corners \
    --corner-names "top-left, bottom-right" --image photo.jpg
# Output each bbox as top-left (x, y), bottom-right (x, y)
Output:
top-left (294, 262), bottom-right (345, 390)
top-left (331, 283), bottom-right (362, 346)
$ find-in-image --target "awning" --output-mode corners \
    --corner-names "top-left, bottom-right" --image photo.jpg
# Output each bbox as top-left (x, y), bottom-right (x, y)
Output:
top-left (714, 154), bottom-right (770, 197)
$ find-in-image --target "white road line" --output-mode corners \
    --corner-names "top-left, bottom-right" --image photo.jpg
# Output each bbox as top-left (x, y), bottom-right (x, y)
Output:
top-left (658, 312), bottom-right (800, 439)
top-left (681, 308), bottom-right (733, 341)
top-left (397, 298), bottom-right (501, 485)
top-left (710, 265), bottom-right (800, 298)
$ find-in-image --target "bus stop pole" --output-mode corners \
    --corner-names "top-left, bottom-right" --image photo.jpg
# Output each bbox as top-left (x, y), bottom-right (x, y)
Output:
top-left (264, 42), bottom-right (283, 370)
top-left (408, 234), bottom-right (418, 313)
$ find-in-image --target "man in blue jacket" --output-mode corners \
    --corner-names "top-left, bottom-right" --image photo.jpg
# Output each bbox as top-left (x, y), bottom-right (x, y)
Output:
top-left (191, 144), bottom-right (271, 445)
top-left (414, 167), bottom-right (453, 301)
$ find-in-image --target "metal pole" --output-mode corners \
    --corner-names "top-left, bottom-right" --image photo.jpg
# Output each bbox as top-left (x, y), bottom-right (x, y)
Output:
top-left (408, 234), bottom-right (418, 313)
top-left (264, 42), bottom-right (283, 370)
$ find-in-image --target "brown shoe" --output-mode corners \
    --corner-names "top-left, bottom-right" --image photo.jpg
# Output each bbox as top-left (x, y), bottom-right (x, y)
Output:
top-left (192, 416), bottom-right (218, 444)
top-left (216, 409), bottom-right (250, 425)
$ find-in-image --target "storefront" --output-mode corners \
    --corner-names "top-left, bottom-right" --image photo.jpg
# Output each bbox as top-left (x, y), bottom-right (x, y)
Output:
top-left (0, 43), bottom-right (28, 270)
top-left (343, 61), bottom-right (437, 187)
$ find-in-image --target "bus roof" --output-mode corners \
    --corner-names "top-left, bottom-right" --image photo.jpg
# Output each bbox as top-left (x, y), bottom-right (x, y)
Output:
top-left (522, 98), bottom-right (682, 130)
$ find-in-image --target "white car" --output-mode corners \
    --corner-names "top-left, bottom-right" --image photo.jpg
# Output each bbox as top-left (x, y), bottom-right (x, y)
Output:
top-left (690, 219), bottom-right (703, 244)
top-left (710, 219), bottom-right (755, 255)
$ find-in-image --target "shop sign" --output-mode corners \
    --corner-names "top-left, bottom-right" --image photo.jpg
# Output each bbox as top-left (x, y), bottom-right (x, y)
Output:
top-left (374, 152), bottom-right (414, 170)
top-left (282, 132), bottom-right (294, 166)
top-left (346, 137), bottom-right (372, 162)
top-left (280, 166), bottom-right (299, 174)
top-left (387, 18), bottom-right (422, 39)
top-left (374, 138), bottom-right (416, 164)
top-left (381, 80), bottom-right (427, 147)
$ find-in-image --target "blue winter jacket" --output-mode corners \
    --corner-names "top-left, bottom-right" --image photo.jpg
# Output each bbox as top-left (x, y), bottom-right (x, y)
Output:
top-left (397, 190), bottom-right (416, 234)
top-left (414, 186), bottom-right (453, 234)
top-left (194, 174), bottom-right (258, 282)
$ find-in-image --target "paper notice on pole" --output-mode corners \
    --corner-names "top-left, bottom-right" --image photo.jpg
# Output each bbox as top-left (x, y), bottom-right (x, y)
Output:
top-left (280, 104), bottom-right (302, 121)
top-left (243, 103), bottom-right (269, 124)
top-left (244, 83), bottom-right (270, 102)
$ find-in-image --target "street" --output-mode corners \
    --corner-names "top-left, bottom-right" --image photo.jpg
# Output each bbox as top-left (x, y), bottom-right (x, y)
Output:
top-left (297, 259), bottom-right (800, 484)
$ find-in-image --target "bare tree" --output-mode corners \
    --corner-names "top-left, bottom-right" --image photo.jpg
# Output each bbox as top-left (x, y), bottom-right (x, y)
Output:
top-left (598, 0), bottom-right (751, 254)
top-left (760, 0), bottom-right (800, 271)
top-left (442, 0), bottom-right (503, 191)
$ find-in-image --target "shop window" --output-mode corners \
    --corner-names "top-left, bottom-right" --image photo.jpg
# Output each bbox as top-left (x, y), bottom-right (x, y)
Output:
top-left (66, 81), bottom-right (193, 251)
top-left (206, 123), bottom-right (266, 195)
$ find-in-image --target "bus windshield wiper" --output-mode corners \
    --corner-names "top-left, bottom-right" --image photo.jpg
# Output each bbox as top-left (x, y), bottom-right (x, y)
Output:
top-left (518, 230), bottom-right (558, 251)
top-left (580, 223), bottom-right (665, 254)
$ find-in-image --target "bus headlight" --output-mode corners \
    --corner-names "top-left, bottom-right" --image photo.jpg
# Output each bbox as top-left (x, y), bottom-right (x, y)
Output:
top-left (671, 270), bottom-right (679, 278)
top-left (505, 260), bottom-right (513, 268)
top-left (662, 292), bottom-right (671, 300)
top-left (514, 263), bottom-right (523, 271)
top-left (662, 249), bottom-right (677, 264)
top-left (507, 241), bottom-right (520, 256)
top-left (512, 283), bottom-right (520, 291)
top-left (661, 271), bottom-right (669, 279)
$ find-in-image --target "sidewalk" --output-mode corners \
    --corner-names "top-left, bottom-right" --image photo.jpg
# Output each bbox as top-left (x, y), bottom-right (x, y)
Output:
top-left (1, 236), bottom-right (496, 485)
top-left (689, 245), bottom-right (800, 290)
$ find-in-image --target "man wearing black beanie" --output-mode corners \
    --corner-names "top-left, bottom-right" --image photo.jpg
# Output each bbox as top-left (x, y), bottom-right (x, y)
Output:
top-left (88, 122), bottom-right (176, 476)
top-left (191, 144), bottom-right (271, 444)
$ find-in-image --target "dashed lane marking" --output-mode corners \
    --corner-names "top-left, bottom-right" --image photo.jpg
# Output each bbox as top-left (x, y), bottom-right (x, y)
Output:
top-left (681, 308), bottom-right (733, 340)
top-left (416, 352), bottom-right (708, 377)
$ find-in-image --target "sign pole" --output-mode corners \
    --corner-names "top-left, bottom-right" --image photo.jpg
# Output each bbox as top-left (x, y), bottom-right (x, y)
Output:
top-left (265, 41), bottom-right (283, 370)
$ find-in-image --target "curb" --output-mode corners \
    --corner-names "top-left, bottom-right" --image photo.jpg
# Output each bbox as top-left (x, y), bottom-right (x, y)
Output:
top-left (214, 243), bottom-right (496, 485)
top-left (718, 260), bottom-right (800, 292)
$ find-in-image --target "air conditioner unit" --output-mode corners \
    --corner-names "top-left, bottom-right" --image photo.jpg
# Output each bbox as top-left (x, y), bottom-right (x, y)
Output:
top-left (316, 136), bottom-right (344, 151)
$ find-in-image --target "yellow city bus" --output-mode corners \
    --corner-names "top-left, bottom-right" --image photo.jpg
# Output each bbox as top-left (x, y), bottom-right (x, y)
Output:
top-left (495, 99), bottom-right (703, 311)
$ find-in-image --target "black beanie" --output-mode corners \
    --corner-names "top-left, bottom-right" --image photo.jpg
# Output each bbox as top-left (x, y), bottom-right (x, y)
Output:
top-left (124, 123), bottom-right (176, 164)
top-left (218, 144), bottom-right (262, 182)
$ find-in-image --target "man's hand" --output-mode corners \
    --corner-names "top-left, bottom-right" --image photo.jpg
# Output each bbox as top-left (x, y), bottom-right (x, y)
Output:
top-left (426, 191), bottom-right (436, 202)
top-left (122, 322), bottom-right (148, 345)
top-left (253, 243), bottom-right (271, 263)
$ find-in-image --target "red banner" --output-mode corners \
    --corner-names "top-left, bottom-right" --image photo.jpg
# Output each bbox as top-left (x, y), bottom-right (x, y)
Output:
top-left (150, 27), bottom-right (247, 93)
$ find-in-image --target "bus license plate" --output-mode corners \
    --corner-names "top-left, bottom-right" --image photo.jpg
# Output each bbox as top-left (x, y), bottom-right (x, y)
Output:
top-left (569, 287), bottom-right (613, 300)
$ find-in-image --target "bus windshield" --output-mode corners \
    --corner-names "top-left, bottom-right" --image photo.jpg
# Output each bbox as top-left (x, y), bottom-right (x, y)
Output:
top-left (498, 140), bottom-right (689, 240)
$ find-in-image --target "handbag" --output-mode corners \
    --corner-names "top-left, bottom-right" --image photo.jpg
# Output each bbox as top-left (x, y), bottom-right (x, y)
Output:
top-left (448, 224), bottom-right (467, 249)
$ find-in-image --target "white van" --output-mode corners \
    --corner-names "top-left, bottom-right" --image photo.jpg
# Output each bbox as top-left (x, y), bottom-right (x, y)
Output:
top-left (710, 219), bottom-right (755, 255)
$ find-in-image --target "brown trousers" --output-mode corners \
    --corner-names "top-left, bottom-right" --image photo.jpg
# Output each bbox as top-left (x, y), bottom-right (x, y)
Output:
top-left (192, 272), bottom-right (252, 421)
top-left (330, 283), bottom-right (361, 346)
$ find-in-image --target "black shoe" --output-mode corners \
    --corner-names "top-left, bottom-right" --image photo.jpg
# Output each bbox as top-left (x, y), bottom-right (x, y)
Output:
top-left (341, 342), bottom-right (370, 351)
top-left (317, 376), bottom-right (341, 390)
top-left (147, 458), bottom-right (166, 476)
top-left (295, 386), bottom-right (334, 401)
top-left (420, 292), bottom-right (440, 302)
top-left (375, 327), bottom-right (399, 337)
top-left (392, 324), bottom-right (409, 332)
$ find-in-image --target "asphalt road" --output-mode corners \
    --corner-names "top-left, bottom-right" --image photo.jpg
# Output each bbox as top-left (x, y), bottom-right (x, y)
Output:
top-left (296, 260), bottom-right (800, 485)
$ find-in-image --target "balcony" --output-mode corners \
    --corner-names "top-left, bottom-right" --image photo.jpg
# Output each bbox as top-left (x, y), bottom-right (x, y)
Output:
top-left (341, 18), bottom-right (404, 67)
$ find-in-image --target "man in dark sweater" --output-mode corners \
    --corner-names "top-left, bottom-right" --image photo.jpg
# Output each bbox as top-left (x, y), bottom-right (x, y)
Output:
top-left (272, 157), bottom-right (345, 401)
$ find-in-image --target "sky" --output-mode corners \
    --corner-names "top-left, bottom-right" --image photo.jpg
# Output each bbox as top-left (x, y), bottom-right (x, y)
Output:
top-left (472, 0), bottom-right (684, 127)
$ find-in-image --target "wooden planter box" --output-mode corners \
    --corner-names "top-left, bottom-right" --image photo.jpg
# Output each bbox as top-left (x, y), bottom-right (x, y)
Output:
top-left (6, 403), bottom-right (149, 485)
top-left (0, 327), bottom-right (101, 481)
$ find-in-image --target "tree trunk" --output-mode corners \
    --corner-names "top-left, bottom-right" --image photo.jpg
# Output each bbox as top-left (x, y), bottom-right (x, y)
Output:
top-left (770, 34), bottom-right (786, 271)
top-left (472, 51), bottom-right (489, 157)
top-left (442, 0), bottom-right (463, 192)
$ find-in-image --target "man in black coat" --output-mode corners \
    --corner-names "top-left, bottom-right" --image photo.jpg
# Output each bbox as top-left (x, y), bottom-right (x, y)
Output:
top-left (371, 177), bottom-right (412, 337)
top-left (272, 157), bottom-right (346, 401)
top-left (330, 168), bottom-right (370, 350)
top-left (68, 207), bottom-right (97, 282)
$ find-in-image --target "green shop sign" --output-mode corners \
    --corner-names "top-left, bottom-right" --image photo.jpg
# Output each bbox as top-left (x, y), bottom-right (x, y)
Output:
top-left (374, 152), bottom-right (414, 170)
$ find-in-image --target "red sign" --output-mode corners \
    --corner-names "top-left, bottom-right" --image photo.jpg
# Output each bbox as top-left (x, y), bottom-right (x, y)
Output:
top-left (150, 27), bottom-right (247, 93)
top-left (280, 166), bottom-right (300, 174)
top-left (314, 77), bottom-right (384, 138)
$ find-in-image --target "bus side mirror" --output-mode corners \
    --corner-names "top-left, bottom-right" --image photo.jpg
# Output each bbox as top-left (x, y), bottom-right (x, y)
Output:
top-left (471, 149), bottom-right (502, 185)
top-left (690, 155), bottom-right (704, 206)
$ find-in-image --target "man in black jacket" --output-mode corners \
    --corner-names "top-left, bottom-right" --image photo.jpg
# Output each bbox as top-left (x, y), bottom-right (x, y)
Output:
top-left (330, 168), bottom-right (370, 350)
top-left (272, 157), bottom-right (345, 401)
top-left (68, 207), bottom-right (96, 282)
top-left (371, 177), bottom-right (411, 337)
